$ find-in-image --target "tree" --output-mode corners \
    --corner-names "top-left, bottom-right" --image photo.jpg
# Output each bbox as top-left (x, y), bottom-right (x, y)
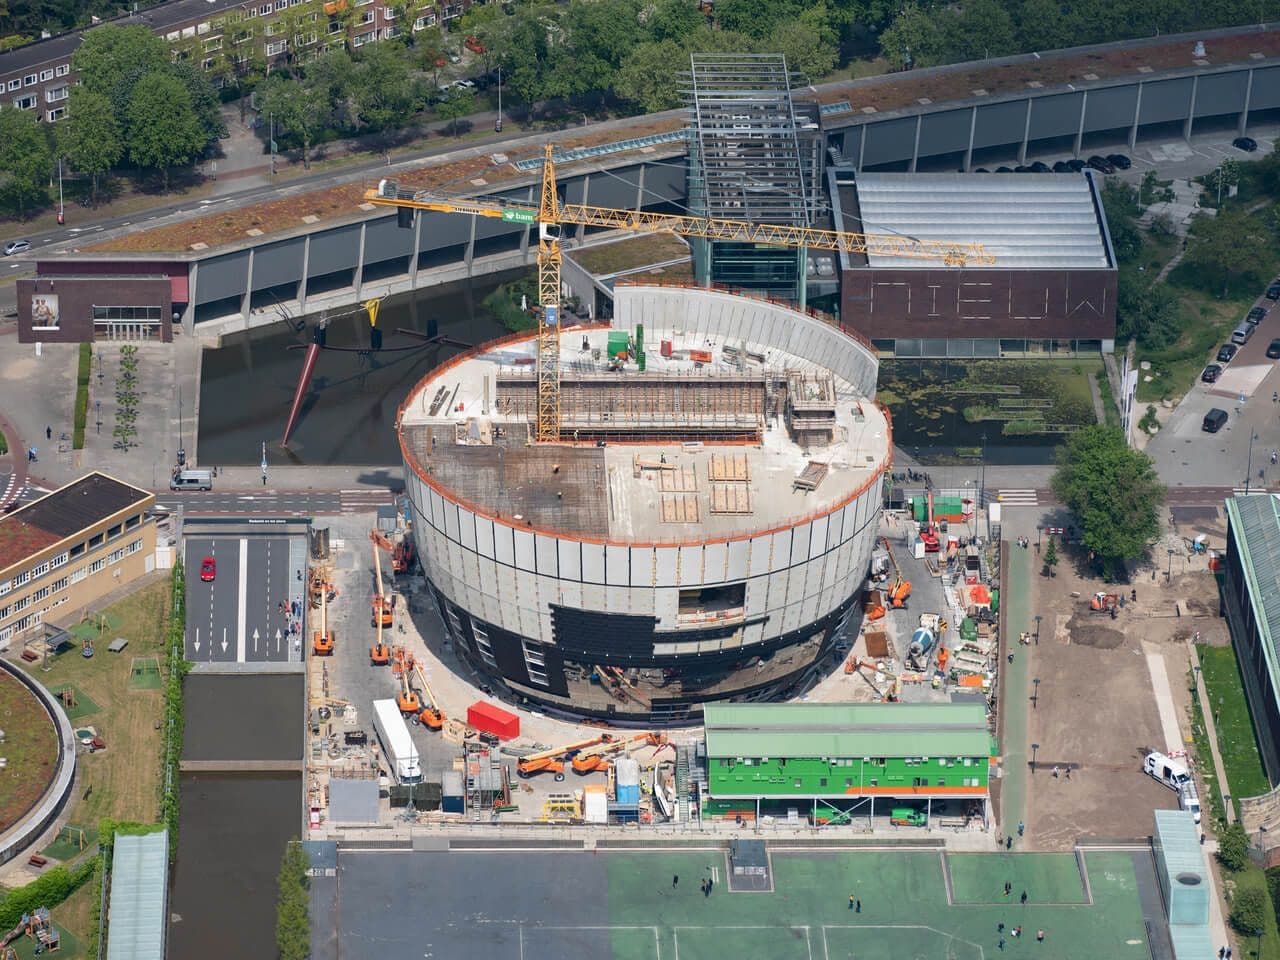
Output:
top-left (647, 0), bottom-right (705, 41)
top-left (558, 0), bottom-right (646, 105)
top-left (0, 106), bottom-right (51, 218)
top-left (259, 76), bottom-right (328, 169)
top-left (937, 0), bottom-right (1017, 63)
top-left (1206, 157), bottom-right (1241, 206)
top-left (275, 840), bottom-right (310, 960)
top-left (72, 25), bottom-right (170, 124)
top-left (1014, 0), bottom-right (1078, 51)
top-left (774, 21), bottom-right (838, 83)
top-left (1230, 887), bottom-right (1267, 934)
top-left (1219, 823), bottom-right (1251, 872)
top-left (1042, 537), bottom-right (1057, 578)
top-left (615, 41), bottom-right (684, 113)
top-left (1184, 207), bottom-right (1273, 298)
top-left (305, 49), bottom-right (357, 131)
top-left (352, 42), bottom-right (419, 132)
top-left (436, 89), bottom-right (475, 138)
top-left (126, 73), bottom-right (207, 189)
top-left (59, 87), bottom-right (122, 204)
top-left (1050, 426), bottom-right (1163, 580)
top-left (878, 3), bottom-right (944, 69)
top-left (170, 60), bottom-right (228, 145)
top-left (1116, 275), bottom-right (1181, 349)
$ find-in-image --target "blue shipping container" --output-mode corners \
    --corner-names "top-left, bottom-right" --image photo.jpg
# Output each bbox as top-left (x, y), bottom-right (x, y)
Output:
top-left (617, 784), bottom-right (640, 805)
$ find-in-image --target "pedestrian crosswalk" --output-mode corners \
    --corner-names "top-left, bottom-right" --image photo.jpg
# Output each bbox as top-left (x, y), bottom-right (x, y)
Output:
top-left (995, 488), bottom-right (1039, 506)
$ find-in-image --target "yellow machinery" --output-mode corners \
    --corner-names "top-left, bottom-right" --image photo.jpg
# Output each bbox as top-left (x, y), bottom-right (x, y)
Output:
top-left (393, 647), bottom-right (421, 715)
top-left (570, 732), bottom-right (668, 775)
top-left (516, 734), bottom-right (613, 779)
top-left (366, 145), bottom-right (994, 443)
top-left (539, 793), bottom-right (582, 823)
top-left (312, 581), bottom-right (334, 655)
top-left (413, 662), bottom-right (446, 730)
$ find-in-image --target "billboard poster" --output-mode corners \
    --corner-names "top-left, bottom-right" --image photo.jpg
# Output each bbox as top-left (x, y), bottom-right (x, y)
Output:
top-left (30, 293), bottom-right (59, 329)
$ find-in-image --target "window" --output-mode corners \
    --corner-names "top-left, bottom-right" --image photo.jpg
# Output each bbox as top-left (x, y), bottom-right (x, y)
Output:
top-left (383, 4), bottom-right (396, 16)
top-left (383, 25), bottom-right (398, 38)
top-left (30, 561), bottom-right (50, 579)
top-left (258, 4), bottom-right (273, 15)
top-left (89, 558), bottom-right (106, 575)
top-left (39, 69), bottom-right (53, 81)
top-left (70, 567), bottom-right (87, 585)
top-left (50, 552), bottom-right (68, 569)
top-left (521, 639), bottom-right (547, 686)
top-left (360, 10), bottom-right (375, 24)
top-left (233, 29), bottom-right (253, 43)
top-left (0, 605), bottom-right (9, 620)
top-left (471, 623), bottom-right (497, 669)
top-left (13, 596), bottom-right (30, 612)
top-left (92, 306), bottom-right (163, 323)
top-left (266, 39), bottom-right (287, 55)
top-left (55, 64), bottom-right (69, 77)
top-left (0, 581), bottom-right (9, 597)
top-left (51, 577), bottom-right (68, 593)
top-left (45, 86), bottom-right (68, 103)
top-left (205, 37), bottom-right (223, 51)
top-left (23, 74), bottom-right (36, 86)
top-left (327, 19), bottom-right (343, 33)
top-left (264, 21), bottom-right (279, 35)
top-left (843, 778), bottom-right (852, 788)
top-left (108, 547), bottom-right (125, 565)
top-left (869, 778), bottom-right (877, 787)
top-left (126, 539), bottom-right (142, 556)
top-left (69, 542), bottom-right (85, 558)
top-left (88, 533), bottom-right (104, 548)
top-left (819, 778), bottom-right (828, 788)
top-left (352, 30), bottom-right (374, 45)
top-left (413, 13), bottom-right (436, 28)
top-left (30, 585), bottom-right (50, 603)
top-left (107, 524), bottom-right (122, 539)
top-left (14, 95), bottom-right (36, 110)
top-left (0, 626), bottom-right (10, 644)
top-left (47, 106), bottom-right (65, 121)
top-left (12, 571), bottom-right (29, 588)
top-left (126, 515), bottom-right (141, 530)
top-left (7, 80), bottom-right (19, 91)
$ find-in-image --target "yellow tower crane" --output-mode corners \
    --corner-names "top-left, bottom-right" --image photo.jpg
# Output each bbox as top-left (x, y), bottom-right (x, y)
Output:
top-left (367, 144), bottom-right (996, 442)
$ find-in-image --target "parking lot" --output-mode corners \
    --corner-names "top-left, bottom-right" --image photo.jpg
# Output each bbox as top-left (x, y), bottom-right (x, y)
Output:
top-left (182, 519), bottom-right (308, 663)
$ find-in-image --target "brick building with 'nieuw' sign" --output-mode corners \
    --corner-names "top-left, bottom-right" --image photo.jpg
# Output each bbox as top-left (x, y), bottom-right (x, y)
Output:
top-left (700, 701), bottom-right (996, 829)
top-left (0, 473), bottom-right (157, 650)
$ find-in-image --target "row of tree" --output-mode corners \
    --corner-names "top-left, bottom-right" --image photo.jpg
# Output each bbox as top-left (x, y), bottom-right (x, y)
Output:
top-left (0, 23), bottom-right (225, 216)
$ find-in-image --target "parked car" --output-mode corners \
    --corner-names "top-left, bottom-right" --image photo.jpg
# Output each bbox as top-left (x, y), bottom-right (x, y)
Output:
top-left (1201, 363), bottom-right (1222, 382)
top-left (200, 556), bottom-right (216, 582)
top-left (1233, 136), bottom-right (1258, 152)
top-left (995, 166), bottom-right (1014, 173)
top-left (1267, 339), bottom-right (1280, 359)
top-left (1027, 161), bottom-right (1051, 173)
top-left (1065, 158), bottom-right (1087, 172)
top-left (1106, 153), bottom-right (1132, 169)
top-left (1014, 165), bottom-right (1031, 173)
top-left (1086, 155), bottom-right (1116, 174)
top-left (1218, 343), bottom-right (1238, 363)
top-left (464, 35), bottom-right (485, 54)
top-left (1268, 281), bottom-right (1280, 300)
top-left (1052, 160), bottom-right (1072, 173)
top-left (3, 239), bottom-right (30, 256)
top-left (1247, 306), bottom-right (1268, 325)
top-left (974, 167), bottom-right (990, 173)
top-left (1203, 408), bottom-right (1229, 433)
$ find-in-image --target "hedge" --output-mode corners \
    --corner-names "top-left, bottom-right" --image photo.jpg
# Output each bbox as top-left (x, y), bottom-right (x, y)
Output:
top-left (160, 560), bottom-right (188, 858)
top-left (0, 856), bottom-right (99, 931)
top-left (72, 342), bottom-right (91, 450)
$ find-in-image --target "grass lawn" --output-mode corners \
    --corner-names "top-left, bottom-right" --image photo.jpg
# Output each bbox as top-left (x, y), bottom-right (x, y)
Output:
top-left (571, 234), bottom-right (691, 276)
top-left (49, 683), bottom-right (101, 722)
top-left (0, 671), bottom-right (58, 835)
top-left (1197, 644), bottom-right (1271, 805)
top-left (19, 580), bottom-right (170, 827)
top-left (1136, 290), bottom-right (1258, 404)
top-left (1039, 358), bottom-right (1106, 412)
top-left (8, 921), bottom-right (81, 960)
top-left (41, 824), bottom-right (99, 862)
top-left (1225, 862), bottom-right (1280, 960)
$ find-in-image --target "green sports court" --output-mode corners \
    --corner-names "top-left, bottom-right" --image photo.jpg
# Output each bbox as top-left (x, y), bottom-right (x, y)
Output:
top-left (313, 843), bottom-right (1171, 960)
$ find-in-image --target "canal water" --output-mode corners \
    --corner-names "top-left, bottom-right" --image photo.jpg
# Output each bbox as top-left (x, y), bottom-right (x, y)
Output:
top-left (198, 271), bottom-right (520, 467)
top-left (170, 672), bottom-right (305, 960)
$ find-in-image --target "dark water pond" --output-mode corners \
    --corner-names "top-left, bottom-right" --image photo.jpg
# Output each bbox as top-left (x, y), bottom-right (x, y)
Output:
top-left (198, 271), bottom-right (519, 466)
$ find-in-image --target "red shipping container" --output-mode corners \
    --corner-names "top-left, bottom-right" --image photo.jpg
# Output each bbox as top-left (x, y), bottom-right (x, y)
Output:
top-left (467, 701), bottom-right (520, 740)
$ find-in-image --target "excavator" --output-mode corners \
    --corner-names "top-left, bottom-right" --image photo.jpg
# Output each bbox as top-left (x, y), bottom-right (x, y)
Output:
top-left (571, 732), bottom-right (668, 775)
top-left (879, 537), bottom-right (912, 609)
top-left (413, 662), bottom-right (446, 730)
top-left (312, 579), bottom-right (335, 655)
top-left (370, 530), bottom-right (397, 628)
top-left (393, 647), bottom-right (422, 715)
top-left (516, 734), bottom-right (613, 779)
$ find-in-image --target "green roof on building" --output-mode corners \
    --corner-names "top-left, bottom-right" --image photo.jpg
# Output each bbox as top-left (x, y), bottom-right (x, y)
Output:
top-left (1225, 495), bottom-right (1280, 714)
top-left (703, 702), bottom-right (994, 759)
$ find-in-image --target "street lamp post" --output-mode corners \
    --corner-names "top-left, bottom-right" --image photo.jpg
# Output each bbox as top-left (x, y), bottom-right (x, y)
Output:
top-left (1167, 548), bottom-right (1175, 583)
top-left (495, 66), bottom-right (503, 132)
top-left (1033, 614), bottom-right (1042, 645)
top-left (94, 399), bottom-right (101, 436)
top-left (1246, 430), bottom-right (1259, 494)
top-left (1036, 526), bottom-right (1043, 551)
top-left (1031, 743), bottom-right (1040, 773)
top-left (979, 431), bottom-right (987, 506)
top-left (1032, 678), bottom-right (1041, 709)
top-left (56, 156), bottom-right (64, 226)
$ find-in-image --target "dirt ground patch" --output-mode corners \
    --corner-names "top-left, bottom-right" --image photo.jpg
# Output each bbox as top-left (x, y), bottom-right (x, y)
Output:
top-left (1021, 523), bottom-right (1227, 850)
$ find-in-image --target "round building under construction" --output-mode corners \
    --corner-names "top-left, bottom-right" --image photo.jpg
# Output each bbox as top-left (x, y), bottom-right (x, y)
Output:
top-left (398, 284), bottom-right (890, 723)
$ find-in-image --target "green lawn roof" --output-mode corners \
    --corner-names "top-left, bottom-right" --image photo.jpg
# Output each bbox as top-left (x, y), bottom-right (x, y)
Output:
top-left (703, 702), bottom-right (994, 759)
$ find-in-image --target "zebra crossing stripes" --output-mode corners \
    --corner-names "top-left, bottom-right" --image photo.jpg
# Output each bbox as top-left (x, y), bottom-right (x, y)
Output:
top-left (995, 488), bottom-right (1039, 506)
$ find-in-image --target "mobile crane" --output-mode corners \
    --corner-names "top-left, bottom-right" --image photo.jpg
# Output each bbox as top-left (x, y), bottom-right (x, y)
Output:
top-left (365, 144), bottom-right (994, 443)
top-left (312, 580), bottom-right (335, 655)
top-left (516, 734), bottom-right (614, 779)
top-left (570, 732), bottom-right (668, 775)
top-left (370, 530), bottom-right (395, 630)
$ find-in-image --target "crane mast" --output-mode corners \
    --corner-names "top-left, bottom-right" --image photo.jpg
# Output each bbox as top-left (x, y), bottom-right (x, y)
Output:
top-left (536, 145), bottom-right (562, 443)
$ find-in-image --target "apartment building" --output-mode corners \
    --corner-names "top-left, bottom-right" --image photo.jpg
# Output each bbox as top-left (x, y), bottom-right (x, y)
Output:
top-left (0, 0), bottom-right (473, 122)
top-left (0, 472), bottom-right (156, 649)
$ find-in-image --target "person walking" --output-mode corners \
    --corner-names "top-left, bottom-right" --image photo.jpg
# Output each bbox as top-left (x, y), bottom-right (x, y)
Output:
top-left (45, 425), bottom-right (51, 440)
top-left (855, 898), bottom-right (860, 914)
top-left (849, 894), bottom-right (856, 910)
top-left (1020, 891), bottom-right (1028, 905)
top-left (1004, 881), bottom-right (1012, 896)
top-left (998, 938), bottom-right (1005, 951)
top-left (1052, 765), bottom-right (1060, 778)
top-left (1037, 930), bottom-right (1045, 944)
top-left (1005, 835), bottom-right (1013, 850)
top-left (1017, 821), bottom-right (1024, 837)
top-left (1064, 766), bottom-right (1071, 780)
top-left (672, 875), bottom-right (679, 889)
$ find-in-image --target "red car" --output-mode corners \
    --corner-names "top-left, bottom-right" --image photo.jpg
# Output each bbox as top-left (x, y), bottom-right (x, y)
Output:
top-left (464, 35), bottom-right (485, 54)
top-left (200, 556), bottom-right (216, 582)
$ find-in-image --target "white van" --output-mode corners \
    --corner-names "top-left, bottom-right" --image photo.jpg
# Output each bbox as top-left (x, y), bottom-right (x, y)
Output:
top-left (169, 469), bottom-right (213, 491)
top-left (1178, 782), bottom-right (1202, 823)
top-left (1144, 751), bottom-right (1192, 791)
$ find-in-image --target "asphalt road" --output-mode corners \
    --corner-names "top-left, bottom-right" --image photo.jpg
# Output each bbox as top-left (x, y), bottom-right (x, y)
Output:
top-left (157, 488), bottom-right (393, 516)
top-left (184, 534), bottom-right (294, 663)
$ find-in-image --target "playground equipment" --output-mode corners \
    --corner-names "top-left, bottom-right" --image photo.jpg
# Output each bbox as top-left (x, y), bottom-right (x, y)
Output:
top-left (81, 637), bottom-right (93, 658)
top-left (0, 908), bottom-right (60, 954)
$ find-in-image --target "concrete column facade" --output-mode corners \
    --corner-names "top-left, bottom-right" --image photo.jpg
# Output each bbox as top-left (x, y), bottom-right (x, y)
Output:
top-left (909, 114), bottom-right (922, 172)
top-left (1129, 82), bottom-right (1144, 150)
top-left (182, 262), bottom-right (197, 335)
top-left (298, 235), bottom-right (311, 313)
top-left (1184, 75), bottom-right (1199, 141)
top-left (1240, 68), bottom-right (1254, 134)
top-left (1019, 99), bottom-right (1032, 164)
top-left (963, 106), bottom-right (977, 171)
top-left (354, 222), bottom-right (367, 296)
top-left (1074, 91), bottom-right (1087, 157)
top-left (241, 248), bottom-right (254, 321)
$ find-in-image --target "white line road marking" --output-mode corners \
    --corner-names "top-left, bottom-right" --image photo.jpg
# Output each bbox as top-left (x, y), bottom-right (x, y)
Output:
top-left (237, 538), bottom-right (248, 662)
top-left (222, 627), bottom-right (228, 654)
top-left (194, 627), bottom-right (200, 653)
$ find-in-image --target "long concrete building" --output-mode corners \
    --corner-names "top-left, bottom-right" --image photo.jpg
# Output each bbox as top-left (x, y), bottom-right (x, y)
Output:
top-left (399, 284), bottom-right (887, 722)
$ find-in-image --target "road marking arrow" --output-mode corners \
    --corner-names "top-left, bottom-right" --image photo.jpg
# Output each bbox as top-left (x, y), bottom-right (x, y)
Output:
top-left (275, 628), bottom-right (282, 652)
top-left (253, 627), bottom-right (260, 653)
top-left (221, 628), bottom-right (228, 654)
top-left (194, 628), bottom-right (200, 653)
